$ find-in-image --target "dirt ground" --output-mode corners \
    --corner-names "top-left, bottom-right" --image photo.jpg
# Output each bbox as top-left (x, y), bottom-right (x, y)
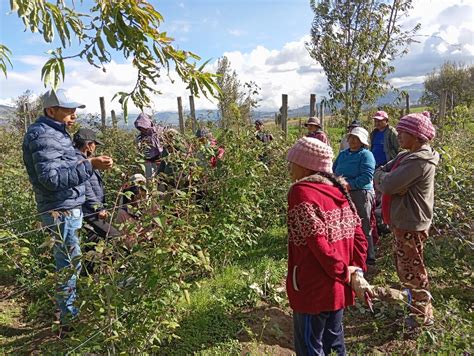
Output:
top-left (238, 304), bottom-right (294, 355)
top-left (0, 275), bottom-right (57, 354)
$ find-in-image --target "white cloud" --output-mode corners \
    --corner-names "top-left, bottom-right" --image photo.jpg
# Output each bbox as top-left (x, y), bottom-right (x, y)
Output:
top-left (0, 98), bottom-right (15, 106)
top-left (1, 1), bottom-right (473, 115)
top-left (219, 38), bottom-right (328, 110)
top-left (0, 55), bottom-right (217, 115)
top-left (389, 76), bottom-right (426, 88)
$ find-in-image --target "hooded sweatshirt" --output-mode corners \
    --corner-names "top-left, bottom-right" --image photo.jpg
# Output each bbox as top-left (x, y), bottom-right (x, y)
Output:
top-left (134, 113), bottom-right (164, 161)
top-left (374, 145), bottom-right (440, 231)
top-left (287, 174), bottom-right (367, 314)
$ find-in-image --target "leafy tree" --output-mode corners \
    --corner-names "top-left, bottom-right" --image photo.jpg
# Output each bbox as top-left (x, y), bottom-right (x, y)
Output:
top-left (1, 0), bottom-right (218, 118)
top-left (12, 90), bottom-right (43, 131)
top-left (421, 62), bottom-right (474, 110)
top-left (216, 56), bottom-right (240, 128)
top-left (216, 56), bottom-right (260, 129)
top-left (308, 0), bottom-right (420, 121)
top-left (239, 81), bottom-right (261, 125)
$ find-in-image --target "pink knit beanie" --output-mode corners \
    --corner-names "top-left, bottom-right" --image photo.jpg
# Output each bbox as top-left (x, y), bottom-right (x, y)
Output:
top-left (287, 137), bottom-right (333, 173)
top-left (396, 113), bottom-right (436, 142)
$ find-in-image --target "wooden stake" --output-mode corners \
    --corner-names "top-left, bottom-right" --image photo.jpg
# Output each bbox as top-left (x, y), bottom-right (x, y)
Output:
top-left (405, 93), bottom-right (410, 115)
top-left (189, 95), bottom-right (196, 133)
top-left (282, 94), bottom-right (288, 139)
top-left (99, 97), bottom-right (106, 132)
top-left (320, 101), bottom-right (325, 130)
top-left (25, 102), bottom-right (31, 127)
top-left (177, 97), bottom-right (185, 134)
top-left (23, 102), bottom-right (28, 132)
top-left (111, 110), bottom-right (117, 129)
top-left (310, 94), bottom-right (316, 117)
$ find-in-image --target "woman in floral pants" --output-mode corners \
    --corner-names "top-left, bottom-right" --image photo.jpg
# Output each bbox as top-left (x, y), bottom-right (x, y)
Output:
top-left (374, 112), bottom-right (439, 326)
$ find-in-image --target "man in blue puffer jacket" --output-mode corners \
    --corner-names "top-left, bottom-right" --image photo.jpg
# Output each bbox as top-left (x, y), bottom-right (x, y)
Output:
top-left (22, 89), bottom-right (113, 329)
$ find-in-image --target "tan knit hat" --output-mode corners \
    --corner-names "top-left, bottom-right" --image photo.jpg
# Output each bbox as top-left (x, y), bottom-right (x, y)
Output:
top-left (287, 137), bottom-right (333, 173)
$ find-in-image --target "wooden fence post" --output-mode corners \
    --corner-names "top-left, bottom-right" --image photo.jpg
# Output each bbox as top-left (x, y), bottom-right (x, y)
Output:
top-left (177, 97), bottom-right (185, 134)
top-left (310, 94), bottom-right (316, 117)
top-left (439, 91), bottom-right (447, 137)
top-left (111, 110), bottom-right (117, 129)
top-left (25, 102), bottom-right (31, 127)
top-left (299, 118), bottom-right (302, 138)
top-left (320, 101), bottom-right (325, 130)
top-left (99, 97), bottom-right (106, 132)
top-left (22, 103), bottom-right (28, 132)
top-left (405, 93), bottom-right (410, 115)
top-left (282, 94), bottom-right (288, 139)
top-left (189, 95), bottom-right (196, 133)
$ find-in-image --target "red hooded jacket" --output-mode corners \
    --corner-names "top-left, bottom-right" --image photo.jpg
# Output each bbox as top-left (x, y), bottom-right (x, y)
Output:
top-left (286, 174), bottom-right (367, 314)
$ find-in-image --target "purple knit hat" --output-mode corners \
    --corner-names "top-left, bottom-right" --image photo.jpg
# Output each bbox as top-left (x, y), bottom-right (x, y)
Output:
top-left (396, 113), bottom-right (436, 141)
top-left (287, 137), bottom-right (333, 173)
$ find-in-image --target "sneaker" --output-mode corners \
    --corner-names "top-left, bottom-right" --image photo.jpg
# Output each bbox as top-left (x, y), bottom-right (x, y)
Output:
top-left (377, 224), bottom-right (391, 235)
top-left (423, 318), bottom-right (434, 327)
top-left (58, 324), bottom-right (75, 339)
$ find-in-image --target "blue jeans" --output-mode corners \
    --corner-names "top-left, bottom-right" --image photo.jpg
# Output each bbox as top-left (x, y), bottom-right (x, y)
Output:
top-left (41, 209), bottom-right (83, 323)
top-left (293, 309), bottom-right (346, 356)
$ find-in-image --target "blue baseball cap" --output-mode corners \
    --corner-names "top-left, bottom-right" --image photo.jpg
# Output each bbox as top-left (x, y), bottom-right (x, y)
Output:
top-left (42, 89), bottom-right (86, 109)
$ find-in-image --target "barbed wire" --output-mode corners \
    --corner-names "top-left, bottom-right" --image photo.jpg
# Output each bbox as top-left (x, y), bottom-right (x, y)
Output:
top-left (64, 310), bottom-right (129, 355)
top-left (0, 166), bottom-right (220, 230)
top-left (0, 187), bottom-right (133, 228)
top-left (0, 197), bottom-right (152, 244)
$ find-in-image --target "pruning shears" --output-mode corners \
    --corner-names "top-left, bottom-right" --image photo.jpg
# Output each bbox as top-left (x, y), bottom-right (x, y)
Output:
top-left (365, 291), bottom-right (374, 313)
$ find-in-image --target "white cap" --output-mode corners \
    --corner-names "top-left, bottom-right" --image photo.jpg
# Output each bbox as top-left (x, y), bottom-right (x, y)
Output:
top-left (130, 173), bottom-right (146, 185)
top-left (347, 127), bottom-right (370, 146)
top-left (42, 89), bottom-right (85, 109)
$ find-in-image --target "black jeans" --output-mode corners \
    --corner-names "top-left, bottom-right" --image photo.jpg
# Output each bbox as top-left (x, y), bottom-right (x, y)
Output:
top-left (82, 216), bottom-right (121, 274)
top-left (84, 216), bottom-right (121, 241)
top-left (293, 309), bottom-right (345, 356)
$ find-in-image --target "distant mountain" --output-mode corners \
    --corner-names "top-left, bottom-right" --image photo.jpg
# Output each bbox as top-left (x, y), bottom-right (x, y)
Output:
top-left (378, 83), bottom-right (424, 106)
top-left (0, 83), bottom-right (425, 128)
top-left (0, 105), bottom-right (15, 126)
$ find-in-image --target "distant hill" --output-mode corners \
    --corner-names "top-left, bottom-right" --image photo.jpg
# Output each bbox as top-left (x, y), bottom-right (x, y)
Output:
top-left (0, 83), bottom-right (425, 127)
top-left (378, 83), bottom-right (424, 106)
top-left (0, 105), bottom-right (15, 126)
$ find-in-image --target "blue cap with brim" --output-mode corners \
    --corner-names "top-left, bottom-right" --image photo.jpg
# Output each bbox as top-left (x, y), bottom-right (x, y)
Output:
top-left (42, 89), bottom-right (86, 109)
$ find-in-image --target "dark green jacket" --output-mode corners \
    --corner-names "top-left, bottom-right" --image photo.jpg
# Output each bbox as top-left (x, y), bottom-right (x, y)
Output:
top-left (370, 125), bottom-right (400, 164)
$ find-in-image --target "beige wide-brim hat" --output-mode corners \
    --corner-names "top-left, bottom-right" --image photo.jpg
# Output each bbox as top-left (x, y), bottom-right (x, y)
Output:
top-left (347, 127), bottom-right (370, 146)
top-left (304, 116), bottom-right (321, 127)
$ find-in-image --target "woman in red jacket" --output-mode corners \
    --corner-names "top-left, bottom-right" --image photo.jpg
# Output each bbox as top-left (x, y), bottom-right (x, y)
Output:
top-left (286, 137), bottom-right (368, 355)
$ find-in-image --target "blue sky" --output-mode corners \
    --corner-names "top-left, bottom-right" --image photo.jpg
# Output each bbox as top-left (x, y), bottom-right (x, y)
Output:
top-left (0, 0), bottom-right (473, 113)
top-left (0, 0), bottom-right (313, 70)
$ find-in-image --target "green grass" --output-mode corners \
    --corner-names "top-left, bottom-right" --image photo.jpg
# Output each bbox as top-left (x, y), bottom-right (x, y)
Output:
top-left (1, 123), bottom-right (472, 354)
top-left (0, 303), bottom-right (21, 327)
top-left (157, 222), bottom-right (473, 354)
top-left (158, 228), bottom-right (287, 354)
